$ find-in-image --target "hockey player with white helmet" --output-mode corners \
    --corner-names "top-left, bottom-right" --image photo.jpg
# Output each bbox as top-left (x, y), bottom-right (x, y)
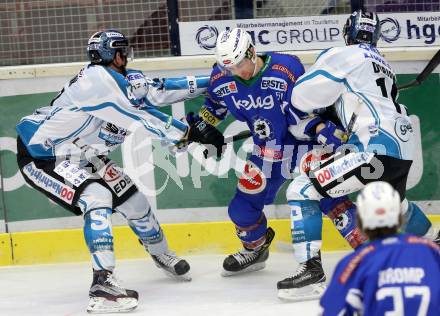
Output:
top-left (187, 27), bottom-right (358, 298)
top-left (16, 29), bottom-right (214, 313)
top-left (280, 9), bottom-right (440, 301)
top-left (320, 181), bottom-right (440, 315)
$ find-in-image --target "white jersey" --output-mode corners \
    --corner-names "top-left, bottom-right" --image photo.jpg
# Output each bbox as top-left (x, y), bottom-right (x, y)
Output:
top-left (291, 44), bottom-right (414, 160)
top-left (16, 65), bottom-right (206, 160)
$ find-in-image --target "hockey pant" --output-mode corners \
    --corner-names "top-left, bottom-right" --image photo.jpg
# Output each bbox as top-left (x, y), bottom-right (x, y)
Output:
top-left (79, 182), bottom-right (168, 271)
top-left (287, 152), bottom-right (433, 259)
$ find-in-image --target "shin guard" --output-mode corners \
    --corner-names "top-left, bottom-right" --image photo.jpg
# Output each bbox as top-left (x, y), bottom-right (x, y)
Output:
top-left (402, 200), bottom-right (432, 236)
top-left (321, 197), bottom-right (366, 249)
top-left (84, 208), bottom-right (115, 271)
top-left (235, 214), bottom-right (268, 250)
top-left (289, 200), bottom-right (323, 262)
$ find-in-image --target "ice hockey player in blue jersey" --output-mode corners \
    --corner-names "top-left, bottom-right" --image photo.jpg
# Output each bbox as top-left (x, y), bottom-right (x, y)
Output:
top-left (184, 27), bottom-right (353, 298)
top-left (15, 29), bottom-right (214, 313)
top-left (320, 181), bottom-right (440, 316)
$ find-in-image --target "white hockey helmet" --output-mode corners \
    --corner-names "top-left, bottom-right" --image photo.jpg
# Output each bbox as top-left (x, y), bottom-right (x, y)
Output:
top-left (356, 181), bottom-right (401, 230)
top-left (215, 28), bottom-right (254, 69)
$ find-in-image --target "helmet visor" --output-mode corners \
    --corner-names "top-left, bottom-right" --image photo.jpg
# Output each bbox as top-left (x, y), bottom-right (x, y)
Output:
top-left (110, 39), bottom-right (129, 56)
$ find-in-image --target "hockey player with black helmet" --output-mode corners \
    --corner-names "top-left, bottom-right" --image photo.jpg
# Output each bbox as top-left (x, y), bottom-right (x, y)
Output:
top-left (280, 9), bottom-right (440, 301)
top-left (15, 29), bottom-right (213, 313)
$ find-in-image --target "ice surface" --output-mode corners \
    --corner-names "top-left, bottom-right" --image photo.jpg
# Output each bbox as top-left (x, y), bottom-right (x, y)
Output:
top-left (0, 252), bottom-right (347, 316)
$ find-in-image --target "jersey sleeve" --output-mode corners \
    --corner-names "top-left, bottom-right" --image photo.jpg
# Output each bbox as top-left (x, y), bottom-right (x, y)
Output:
top-left (283, 55), bottom-right (322, 140)
top-left (319, 256), bottom-right (362, 316)
top-left (77, 67), bottom-right (187, 144)
top-left (126, 69), bottom-right (208, 107)
top-left (198, 69), bottom-right (240, 126)
top-left (291, 47), bottom-right (358, 113)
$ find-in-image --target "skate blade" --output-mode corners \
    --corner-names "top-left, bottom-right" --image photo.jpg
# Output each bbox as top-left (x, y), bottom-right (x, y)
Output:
top-left (221, 262), bottom-right (266, 277)
top-left (87, 297), bottom-right (138, 314)
top-left (277, 282), bottom-right (327, 302)
top-left (161, 269), bottom-right (192, 282)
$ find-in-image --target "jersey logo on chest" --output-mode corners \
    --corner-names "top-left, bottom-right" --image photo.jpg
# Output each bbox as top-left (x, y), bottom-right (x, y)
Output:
top-left (252, 117), bottom-right (274, 140)
top-left (213, 81), bottom-right (237, 97)
top-left (261, 77), bottom-right (287, 92)
top-left (232, 94), bottom-right (274, 111)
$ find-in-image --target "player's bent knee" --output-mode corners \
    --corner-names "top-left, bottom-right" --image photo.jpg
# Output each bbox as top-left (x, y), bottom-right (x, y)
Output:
top-left (228, 194), bottom-right (262, 226)
top-left (286, 175), bottom-right (315, 201)
top-left (77, 182), bottom-right (113, 213)
top-left (116, 191), bottom-right (150, 220)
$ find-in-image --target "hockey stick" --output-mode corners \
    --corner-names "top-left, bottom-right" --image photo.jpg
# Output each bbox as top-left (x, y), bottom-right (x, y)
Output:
top-left (397, 49), bottom-right (440, 90)
top-left (228, 49), bottom-right (440, 143)
top-left (202, 130), bottom-right (252, 158)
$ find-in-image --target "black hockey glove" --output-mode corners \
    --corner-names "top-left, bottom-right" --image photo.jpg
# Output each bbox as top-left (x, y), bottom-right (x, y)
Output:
top-left (186, 112), bottom-right (225, 158)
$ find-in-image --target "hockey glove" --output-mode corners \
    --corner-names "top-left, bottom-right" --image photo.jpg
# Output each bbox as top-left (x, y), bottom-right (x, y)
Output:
top-left (186, 112), bottom-right (225, 158)
top-left (316, 121), bottom-right (348, 149)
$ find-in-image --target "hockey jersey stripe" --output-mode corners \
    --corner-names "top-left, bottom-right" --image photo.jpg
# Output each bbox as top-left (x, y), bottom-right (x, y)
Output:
top-left (80, 102), bottom-right (165, 137)
top-left (52, 116), bottom-right (94, 145)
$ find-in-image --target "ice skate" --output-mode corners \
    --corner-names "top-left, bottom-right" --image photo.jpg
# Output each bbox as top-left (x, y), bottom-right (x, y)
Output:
top-left (222, 227), bottom-right (275, 277)
top-left (434, 230), bottom-right (440, 247)
top-left (87, 269), bottom-right (138, 314)
top-left (151, 251), bottom-right (192, 281)
top-left (277, 252), bottom-right (327, 301)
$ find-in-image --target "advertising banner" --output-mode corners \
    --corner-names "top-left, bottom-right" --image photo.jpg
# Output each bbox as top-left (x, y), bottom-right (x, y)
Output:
top-left (179, 12), bottom-right (440, 55)
top-left (0, 74), bottom-right (440, 231)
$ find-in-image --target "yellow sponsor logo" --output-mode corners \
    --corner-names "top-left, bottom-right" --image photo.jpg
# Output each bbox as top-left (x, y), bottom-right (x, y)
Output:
top-left (199, 107), bottom-right (221, 126)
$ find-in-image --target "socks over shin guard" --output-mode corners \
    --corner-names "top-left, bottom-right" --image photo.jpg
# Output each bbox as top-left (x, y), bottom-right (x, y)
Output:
top-left (128, 208), bottom-right (168, 255)
top-left (289, 200), bottom-right (323, 262)
top-left (402, 201), bottom-right (432, 236)
top-left (235, 214), bottom-right (268, 250)
top-left (83, 208), bottom-right (115, 271)
top-left (321, 197), bottom-right (366, 249)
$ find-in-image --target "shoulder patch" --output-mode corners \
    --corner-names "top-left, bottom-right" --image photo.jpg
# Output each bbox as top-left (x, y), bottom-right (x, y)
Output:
top-left (406, 235), bottom-right (440, 253)
top-left (338, 244), bottom-right (376, 284)
top-left (271, 64), bottom-right (296, 83)
top-left (210, 70), bottom-right (228, 85)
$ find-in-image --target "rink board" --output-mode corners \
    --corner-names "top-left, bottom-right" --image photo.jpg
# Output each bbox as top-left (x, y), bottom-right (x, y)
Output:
top-left (2, 216), bottom-right (439, 266)
top-left (1, 48), bottom-right (440, 266)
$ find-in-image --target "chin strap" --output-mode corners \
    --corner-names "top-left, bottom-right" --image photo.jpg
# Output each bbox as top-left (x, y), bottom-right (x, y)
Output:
top-left (251, 52), bottom-right (259, 77)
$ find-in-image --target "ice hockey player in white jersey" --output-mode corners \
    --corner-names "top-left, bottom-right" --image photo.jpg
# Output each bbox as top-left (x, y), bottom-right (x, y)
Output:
top-left (15, 29), bottom-right (215, 313)
top-left (278, 10), bottom-right (440, 301)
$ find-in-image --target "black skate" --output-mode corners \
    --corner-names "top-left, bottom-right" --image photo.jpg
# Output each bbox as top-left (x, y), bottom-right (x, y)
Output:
top-left (87, 269), bottom-right (138, 314)
top-left (434, 230), bottom-right (440, 247)
top-left (222, 227), bottom-right (275, 277)
top-left (151, 251), bottom-right (192, 281)
top-left (277, 252), bottom-right (327, 301)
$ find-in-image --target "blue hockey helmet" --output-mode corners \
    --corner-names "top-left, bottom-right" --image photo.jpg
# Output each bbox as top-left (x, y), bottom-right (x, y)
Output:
top-left (343, 10), bottom-right (381, 46)
top-left (87, 30), bottom-right (129, 65)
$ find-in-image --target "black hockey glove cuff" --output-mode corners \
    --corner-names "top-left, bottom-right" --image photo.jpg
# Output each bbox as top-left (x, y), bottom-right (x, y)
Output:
top-left (186, 112), bottom-right (225, 158)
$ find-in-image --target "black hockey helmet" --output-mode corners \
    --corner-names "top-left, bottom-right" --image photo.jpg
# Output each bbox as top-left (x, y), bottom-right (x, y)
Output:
top-left (343, 10), bottom-right (381, 46)
top-left (87, 30), bottom-right (129, 65)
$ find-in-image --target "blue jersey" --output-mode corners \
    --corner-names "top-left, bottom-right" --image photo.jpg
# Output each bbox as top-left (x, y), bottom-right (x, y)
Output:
top-left (203, 52), bottom-right (320, 161)
top-left (320, 234), bottom-right (440, 316)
